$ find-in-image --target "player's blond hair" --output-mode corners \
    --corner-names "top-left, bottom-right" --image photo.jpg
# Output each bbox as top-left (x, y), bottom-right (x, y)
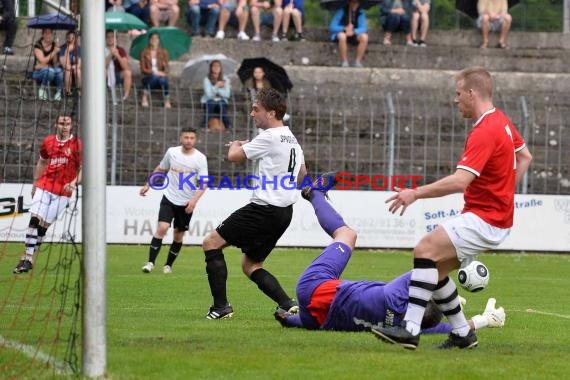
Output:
top-left (455, 67), bottom-right (493, 100)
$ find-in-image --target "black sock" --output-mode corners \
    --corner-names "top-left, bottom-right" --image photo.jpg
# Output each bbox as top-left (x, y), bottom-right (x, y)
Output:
top-left (249, 268), bottom-right (292, 308)
top-left (148, 237), bottom-right (163, 264)
top-left (165, 241), bottom-right (183, 266)
top-left (205, 249), bottom-right (228, 308)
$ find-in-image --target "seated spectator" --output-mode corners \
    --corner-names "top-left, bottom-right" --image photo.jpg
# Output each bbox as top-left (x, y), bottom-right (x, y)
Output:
top-left (187, 0), bottom-right (221, 37)
top-left (59, 30), bottom-right (82, 96)
top-left (477, 0), bottom-right (512, 49)
top-left (152, 0), bottom-right (180, 26)
top-left (201, 60), bottom-right (232, 129)
top-left (0, 0), bottom-right (18, 55)
top-left (140, 32), bottom-right (171, 108)
top-left (106, 0), bottom-right (125, 12)
top-left (215, 0), bottom-right (250, 40)
top-left (105, 30), bottom-right (133, 101)
top-left (32, 29), bottom-right (64, 101)
top-left (410, 0), bottom-right (429, 47)
top-left (123, 0), bottom-right (158, 26)
top-left (243, 66), bottom-right (272, 98)
top-left (329, 0), bottom-right (368, 68)
top-left (380, 0), bottom-right (413, 46)
top-left (280, 0), bottom-right (304, 41)
top-left (249, 0), bottom-right (283, 42)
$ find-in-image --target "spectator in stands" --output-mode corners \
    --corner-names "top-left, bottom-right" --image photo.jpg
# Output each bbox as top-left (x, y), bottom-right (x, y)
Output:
top-left (140, 31), bottom-right (171, 108)
top-left (244, 66), bottom-right (272, 96)
top-left (215, 0), bottom-right (250, 40)
top-left (59, 30), bottom-right (82, 96)
top-left (187, 0), bottom-right (221, 37)
top-left (106, 0), bottom-right (125, 12)
top-left (32, 29), bottom-right (64, 101)
top-left (201, 59), bottom-right (232, 129)
top-left (152, 0), bottom-right (180, 26)
top-left (329, 0), bottom-right (368, 68)
top-left (105, 30), bottom-right (133, 101)
top-left (280, 0), bottom-right (304, 41)
top-left (250, 0), bottom-right (283, 42)
top-left (124, 0), bottom-right (158, 25)
top-left (380, 0), bottom-right (413, 46)
top-left (477, 0), bottom-right (512, 49)
top-left (410, 0), bottom-right (429, 47)
top-left (0, 0), bottom-right (17, 55)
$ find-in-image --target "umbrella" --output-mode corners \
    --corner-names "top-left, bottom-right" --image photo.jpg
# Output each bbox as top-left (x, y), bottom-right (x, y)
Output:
top-left (319, 0), bottom-right (381, 11)
top-left (181, 54), bottom-right (238, 86)
top-left (129, 27), bottom-right (191, 61)
top-left (237, 58), bottom-right (293, 95)
top-left (26, 12), bottom-right (77, 30)
top-left (105, 11), bottom-right (147, 31)
top-left (456, 0), bottom-right (519, 19)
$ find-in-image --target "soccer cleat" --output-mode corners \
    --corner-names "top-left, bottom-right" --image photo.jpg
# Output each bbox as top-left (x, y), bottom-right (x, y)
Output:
top-left (13, 260), bottom-right (33, 274)
top-left (142, 262), bottom-right (154, 273)
top-left (276, 299), bottom-right (299, 315)
top-left (438, 330), bottom-right (478, 349)
top-left (163, 265), bottom-right (172, 274)
top-left (301, 171), bottom-right (340, 201)
top-left (274, 308), bottom-right (292, 327)
top-left (371, 322), bottom-right (420, 350)
top-left (205, 304), bottom-right (234, 320)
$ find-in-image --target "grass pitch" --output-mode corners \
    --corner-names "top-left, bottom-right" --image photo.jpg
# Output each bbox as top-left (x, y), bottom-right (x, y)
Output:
top-left (1, 245), bottom-right (569, 379)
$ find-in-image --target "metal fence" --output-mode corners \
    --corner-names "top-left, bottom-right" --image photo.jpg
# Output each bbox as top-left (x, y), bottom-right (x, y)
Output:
top-left (1, 80), bottom-right (569, 195)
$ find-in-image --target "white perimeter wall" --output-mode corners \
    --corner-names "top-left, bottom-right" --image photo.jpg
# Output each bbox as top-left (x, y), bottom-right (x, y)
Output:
top-left (1, 184), bottom-right (569, 252)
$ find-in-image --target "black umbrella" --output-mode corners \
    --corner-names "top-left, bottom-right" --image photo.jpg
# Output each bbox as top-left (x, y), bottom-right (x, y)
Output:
top-left (26, 12), bottom-right (77, 30)
top-left (456, 0), bottom-right (519, 19)
top-left (237, 57), bottom-right (293, 95)
top-left (320, 0), bottom-right (381, 11)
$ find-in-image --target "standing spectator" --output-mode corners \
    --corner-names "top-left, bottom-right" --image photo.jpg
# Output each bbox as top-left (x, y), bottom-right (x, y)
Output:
top-left (105, 30), bottom-right (133, 101)
top-left (215, 0), bottom-right (250, 40)
top-left (250, 0), bottom-right (283, 42)
top-left (59, 30), bottom-right (82, 96)
top-left (329, 0), bottom-right (368, 68)
top-left (187, 0), bottom-right (221, 37)
top-left (280, 0), bottom-right (304, 41)
top-left (152, 0), bottom-right (180, 26)
top-left (201, 59), bottom-right (232, 129)
top-left (32, 28), bottom-right (64, 101)
top-left (13, 114), bottom-right (82, 274)
top-left (140, 31), bottom-right (171, 108)
top-left (139, 128), bottom-right (208, 274)
top-left (410, 0), bottom-right (429, 47)
top-left (477, 0), bottom-right (512, 49)
top-left (0, 0), bottom-right (17, 55)
top-left (201, 88), bottom-right (307, 320)
top-left (373, 67), bottom-right (532, 350)
top-left (380, 0), bottom-right (413, 46)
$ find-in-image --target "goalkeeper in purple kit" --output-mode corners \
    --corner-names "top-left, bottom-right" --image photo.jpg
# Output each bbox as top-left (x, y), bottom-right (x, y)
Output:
top-left (275, 175), bottom-right (505, 334)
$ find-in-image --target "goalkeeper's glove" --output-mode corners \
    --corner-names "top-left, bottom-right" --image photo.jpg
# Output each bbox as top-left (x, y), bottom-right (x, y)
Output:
top-left (471, 298), bottom-right (506, 330)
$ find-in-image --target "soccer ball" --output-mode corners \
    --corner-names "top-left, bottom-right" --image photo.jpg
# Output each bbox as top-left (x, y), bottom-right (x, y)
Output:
top-left (457, 261), bottom-right (490, 292)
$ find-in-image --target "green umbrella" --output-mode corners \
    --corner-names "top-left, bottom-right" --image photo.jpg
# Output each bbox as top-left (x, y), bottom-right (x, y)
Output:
top-left (105, 11), bottom-right (147, 31)
top-left (129, 27), bottom-right (191, 61)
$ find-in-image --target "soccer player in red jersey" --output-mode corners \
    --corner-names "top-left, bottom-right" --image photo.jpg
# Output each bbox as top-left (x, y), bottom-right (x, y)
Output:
top-left (13, 114), bottom-right (82, 274)
top-left (373, 67), bottom-right (532, 349)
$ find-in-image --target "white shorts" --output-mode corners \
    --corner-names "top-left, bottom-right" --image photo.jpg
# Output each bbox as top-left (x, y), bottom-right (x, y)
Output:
top-left (441, 212), bottom-right (510, 265)
top-left (30, 188), bottom-right (70, 225)
top-left (477, 16), bottom-right (504, 32)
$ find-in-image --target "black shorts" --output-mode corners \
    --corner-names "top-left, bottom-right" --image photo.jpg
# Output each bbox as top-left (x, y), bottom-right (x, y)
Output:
top-left (158, 195), bottom-right (192, 231)
top-left (216, 202), bottom-right (293, 262)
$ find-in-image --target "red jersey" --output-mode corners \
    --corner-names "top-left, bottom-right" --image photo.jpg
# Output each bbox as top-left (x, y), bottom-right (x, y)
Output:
top-left (457, 108), bottom-right (526, 228)
top-left (36, 134), bottom-right (82, 197)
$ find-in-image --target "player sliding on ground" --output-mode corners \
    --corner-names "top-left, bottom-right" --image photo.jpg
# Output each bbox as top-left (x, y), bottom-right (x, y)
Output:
top-left (275, 174), bottom-right (506, 335)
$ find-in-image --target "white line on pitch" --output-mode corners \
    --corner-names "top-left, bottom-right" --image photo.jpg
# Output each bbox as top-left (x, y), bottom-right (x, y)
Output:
top-left (523, 309), bottom-right (570, 319)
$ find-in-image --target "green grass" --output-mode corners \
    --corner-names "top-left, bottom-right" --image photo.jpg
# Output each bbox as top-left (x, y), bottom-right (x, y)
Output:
top-left (1, 245), bottom-right (569, 379)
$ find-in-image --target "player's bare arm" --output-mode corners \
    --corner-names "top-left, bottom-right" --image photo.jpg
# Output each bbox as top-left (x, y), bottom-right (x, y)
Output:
top-left (386, 169), bottom-right (475, 216)
top-left (227, 140), bottom-right (249, 162)
top-left (140, 165), bottom-right (168, 196)
top-left (296, 164), bottom-right (307, 188)
top-left (514, 146), bottom-right (532, 185)
top-left (63, 166), bottom-right (83, 194)
top-left (31, 158), bottom-right (48, 197)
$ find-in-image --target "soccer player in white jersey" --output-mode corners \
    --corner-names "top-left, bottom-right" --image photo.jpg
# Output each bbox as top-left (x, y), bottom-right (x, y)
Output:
top-left (140, 128), bottom-right (208, 274)
top-left (202, 88), bottom-right (307, 320)
top-left (13, 114), bottom-right (82, 274)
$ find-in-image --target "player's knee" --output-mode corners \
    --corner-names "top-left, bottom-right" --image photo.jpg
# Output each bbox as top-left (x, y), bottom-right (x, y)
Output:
top-left (29, 216), bottom-right (40, 229)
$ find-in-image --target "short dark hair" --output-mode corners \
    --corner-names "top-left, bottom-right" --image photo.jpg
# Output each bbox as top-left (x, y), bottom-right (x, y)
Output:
top-left (255, 88), bottom-right (287, 121)
top-left (421, 299), bottom-right (444, 330)
top-left (180, 128), bottom-right (197, 135)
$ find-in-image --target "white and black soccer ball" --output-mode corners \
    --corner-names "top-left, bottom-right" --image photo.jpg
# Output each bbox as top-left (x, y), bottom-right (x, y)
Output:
top-left (457, 260), bottom-right (490, 292)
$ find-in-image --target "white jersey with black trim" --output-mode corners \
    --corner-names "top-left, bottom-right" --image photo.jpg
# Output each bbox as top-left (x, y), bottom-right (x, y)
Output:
top-left (242, 126), bottom-right (305, 207)
top-left (159, 146), bottom-right (208, 206)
